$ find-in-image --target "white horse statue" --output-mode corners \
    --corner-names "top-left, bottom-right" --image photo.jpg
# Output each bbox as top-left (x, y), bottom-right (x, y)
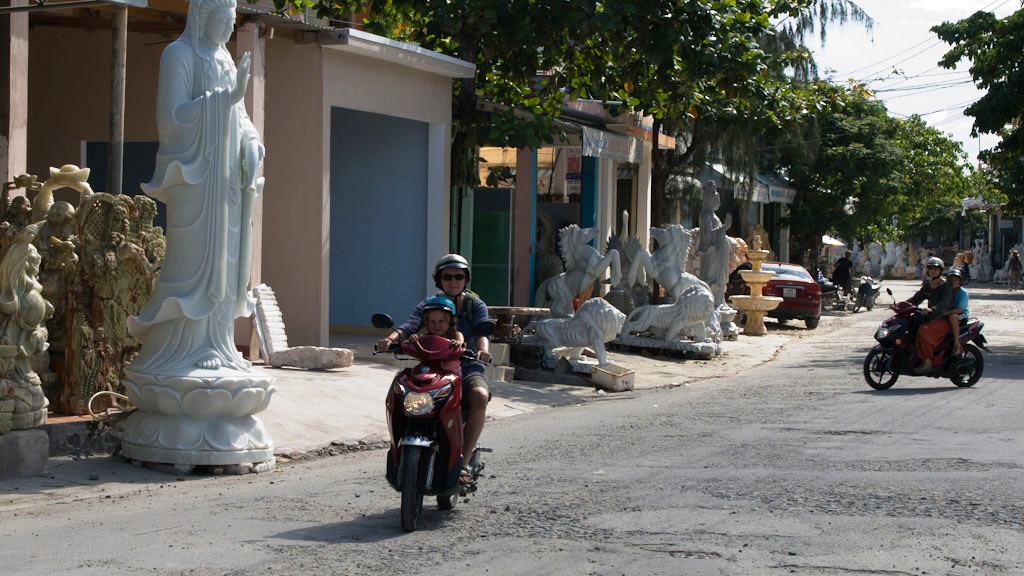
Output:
top-left (535, 224), bottom-right (621, 317)
top-left (626, 224), bottom-right (711, 299)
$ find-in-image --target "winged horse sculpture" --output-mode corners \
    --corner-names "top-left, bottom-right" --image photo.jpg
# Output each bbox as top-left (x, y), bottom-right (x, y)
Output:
top-left (535, 225), bottom-right (621, 317)
top-left (626, 224), bottom-right (711, 299)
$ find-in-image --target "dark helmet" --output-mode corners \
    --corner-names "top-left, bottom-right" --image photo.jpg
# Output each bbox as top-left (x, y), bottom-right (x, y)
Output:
top-left (433, 253), bottom-right (471, 288)
top-left (944, 267), bottom-right (963, 280)
top-left (422, 295), bottom-right (456, 317)
top-left (924, 256), bottom-right (944, 269)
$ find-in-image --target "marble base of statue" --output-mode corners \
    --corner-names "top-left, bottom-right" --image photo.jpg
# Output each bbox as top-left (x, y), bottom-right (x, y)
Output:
top-left (116, 367), bottom-right (276, 473)
top-left (612, 333), bottom-right (720, 359)
top-left (541, 348), bottom-right (599, 374)
top-left (718, 305), bottom-right (741, 341)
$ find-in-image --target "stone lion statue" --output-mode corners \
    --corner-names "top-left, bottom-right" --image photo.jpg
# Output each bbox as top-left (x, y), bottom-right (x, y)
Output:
top-left (526, 297), bottom-right (626, 367)
top-left (621, 285), bottom-right (719, 343)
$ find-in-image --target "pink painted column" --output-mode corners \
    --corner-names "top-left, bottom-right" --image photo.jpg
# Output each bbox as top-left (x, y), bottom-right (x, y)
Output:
top-left (1, 7), bottom-right (28, 183)
top-left (513, 148), bottom-right (536, 305)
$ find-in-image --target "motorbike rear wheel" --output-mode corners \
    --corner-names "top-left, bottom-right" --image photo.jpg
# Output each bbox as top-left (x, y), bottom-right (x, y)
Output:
top-left (864, 348), bottom-right (899, 390)
top-left (400, 447), bottom-right (425, 532)
top-left (949, 343), bottom-right (984, 388)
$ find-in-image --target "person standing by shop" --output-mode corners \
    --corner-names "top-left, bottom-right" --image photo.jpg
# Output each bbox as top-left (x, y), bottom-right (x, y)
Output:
top-left (831, 250), bottom-right (854, 296)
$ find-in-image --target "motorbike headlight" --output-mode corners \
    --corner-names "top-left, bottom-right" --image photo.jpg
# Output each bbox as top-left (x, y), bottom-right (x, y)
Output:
top-left (875, 327), bottom-right (890, 340)
top-left (403, 391), bottom-right (434, 416)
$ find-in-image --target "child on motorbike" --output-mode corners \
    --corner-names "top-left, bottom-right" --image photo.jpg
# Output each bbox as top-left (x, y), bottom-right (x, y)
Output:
top-left (944, 268), bottom-right (969, 355)
top-left (412, 295), bottom-right (465, 346)
top-left (907, 256), bottom-right (952, 373)
top-left (410, 295), bottom-right (465, 376)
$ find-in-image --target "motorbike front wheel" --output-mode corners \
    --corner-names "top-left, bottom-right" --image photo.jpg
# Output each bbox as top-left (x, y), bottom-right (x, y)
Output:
top-left (853, 294), bottom-right (865, 312)
top-left (949, 343), bottom-right (984, 388)
top-left (400, 446), bottom-right (425, 532)
top-left (864, 348), bottom-right (899, 390)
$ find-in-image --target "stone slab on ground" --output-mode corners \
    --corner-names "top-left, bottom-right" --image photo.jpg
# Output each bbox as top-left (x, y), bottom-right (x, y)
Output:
top-left (612, 334), bottom-right (720, 359)
top-left (268, 346), bottom-right (354, 369)
top-left (0, 429), bottom-right (49, 479)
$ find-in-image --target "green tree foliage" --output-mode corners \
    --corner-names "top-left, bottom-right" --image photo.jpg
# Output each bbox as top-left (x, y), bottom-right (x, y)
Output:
top-left (933, 8), bottom-right (1024, 214)
top-left (777, 83), bottom-right (971, 249)
top-left (264, 1), bottom-right (818, 202)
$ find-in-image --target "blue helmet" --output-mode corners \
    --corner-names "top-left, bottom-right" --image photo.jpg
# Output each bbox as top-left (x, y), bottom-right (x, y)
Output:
top-left (422, 295), bottom-right (456, 317)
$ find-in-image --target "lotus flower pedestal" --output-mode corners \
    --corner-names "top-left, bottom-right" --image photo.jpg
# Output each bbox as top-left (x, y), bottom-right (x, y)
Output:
top-left (117, 368), bottom-right (276, 473)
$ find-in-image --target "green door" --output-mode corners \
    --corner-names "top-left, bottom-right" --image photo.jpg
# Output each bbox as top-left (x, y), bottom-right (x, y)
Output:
top-left (472, 187), bottom-right (512, 306)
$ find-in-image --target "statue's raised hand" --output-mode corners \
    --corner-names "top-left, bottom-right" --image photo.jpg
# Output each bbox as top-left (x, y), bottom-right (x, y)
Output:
top-left (232, 52), bottom-right (251, 104)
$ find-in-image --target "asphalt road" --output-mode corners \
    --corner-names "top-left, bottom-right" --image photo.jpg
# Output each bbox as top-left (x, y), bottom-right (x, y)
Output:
top-left (2, 280), bottom-right (1022, 575)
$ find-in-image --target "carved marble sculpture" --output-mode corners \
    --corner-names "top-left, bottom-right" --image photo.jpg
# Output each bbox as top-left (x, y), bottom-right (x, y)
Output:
top-left (605, 211), bottom-right (649, 313)
top-left (57, 193), bottom-right (164, 415)
top-left (0, 225), bottom-right (52, 432)
top-left (525, 297), bottom-right (626, 368)
top-left (696, 181), bottom-right (734, 308)
top-left (115, 0), bottom-right (275, 471)
top-left (972, 239), bottom-right (992, 281)
top-left (32, 201), bottom-right (77, 362)
top-left (534, 224), bottom-right (621, 317)
top-left (621, 285), bottom-right (720, 343)
top-left (626, 224), bottom-right (711, 300)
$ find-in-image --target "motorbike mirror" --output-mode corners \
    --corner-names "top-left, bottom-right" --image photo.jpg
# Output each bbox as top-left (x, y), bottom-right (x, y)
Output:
top-left (371, 313), bottom-right (394, 330)
top-left (886, 288), bottom-right (893, 296)
top-left (473, 320), bottom-right (496, 338)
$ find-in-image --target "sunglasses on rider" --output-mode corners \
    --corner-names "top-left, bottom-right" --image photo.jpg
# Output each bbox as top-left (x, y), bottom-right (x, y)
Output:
top-left (441, 274), bottom-right (466, 281)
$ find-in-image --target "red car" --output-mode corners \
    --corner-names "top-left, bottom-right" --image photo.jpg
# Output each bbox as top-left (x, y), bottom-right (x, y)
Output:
top-left (728, 261), bottom-right (823, 329)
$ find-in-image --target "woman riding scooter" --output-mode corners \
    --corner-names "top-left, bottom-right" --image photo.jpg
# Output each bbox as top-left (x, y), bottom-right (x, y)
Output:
top-left (906, 256), bottom-right (952, 374)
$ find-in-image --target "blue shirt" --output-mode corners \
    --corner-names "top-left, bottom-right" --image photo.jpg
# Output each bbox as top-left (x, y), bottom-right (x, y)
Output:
top-left (951, 287), bottom-right (969, 320)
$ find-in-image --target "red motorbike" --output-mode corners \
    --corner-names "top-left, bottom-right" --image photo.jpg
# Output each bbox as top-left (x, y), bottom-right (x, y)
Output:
top-left (372, 313), bottom-right (494, 532)
top-left (863, 290), bottom-right (988, 390)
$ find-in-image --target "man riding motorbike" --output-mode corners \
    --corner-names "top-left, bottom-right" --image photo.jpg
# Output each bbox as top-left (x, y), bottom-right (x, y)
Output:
top-left (377, 254), bottom-right (492, 485)
top-left (906, 256), bottom-right (953, 374)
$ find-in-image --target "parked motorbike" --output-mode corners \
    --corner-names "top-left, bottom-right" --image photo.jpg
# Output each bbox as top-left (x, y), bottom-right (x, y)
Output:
top-left (816, 270), bottom-right (853, 311)
top-left (852, 276), bottom-right (882, 312)
top-left (372, 313), bottom-right (495, 532)
top-left (863, 289), bottom-right (988, 390)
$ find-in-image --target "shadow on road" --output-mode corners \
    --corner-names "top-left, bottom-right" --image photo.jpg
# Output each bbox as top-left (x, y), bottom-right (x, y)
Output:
top-left (854, 385), bottom-right (967, 396)
top-left (273, 505), bottom-right (469, 543)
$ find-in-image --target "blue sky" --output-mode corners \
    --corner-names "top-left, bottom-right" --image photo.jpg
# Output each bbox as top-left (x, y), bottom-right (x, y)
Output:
top-left (812, 0), bottom-right (1020, 167)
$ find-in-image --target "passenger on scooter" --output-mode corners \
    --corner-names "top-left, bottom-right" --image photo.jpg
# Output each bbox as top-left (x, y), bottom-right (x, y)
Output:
top-left (376, 254), bottom-right (492, 485)
top-left (412, 296), bottom-right (465, 375)
top-left (906, 256), bottom-right (953, 373)
top-left (412, 296), bottom-right (465, 346)
top-left (944, 268), bottom-right (969, 355)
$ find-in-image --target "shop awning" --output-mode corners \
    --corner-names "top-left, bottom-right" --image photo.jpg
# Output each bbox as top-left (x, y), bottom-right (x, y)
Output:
top-left (581, 126), bottom-right (642, 164)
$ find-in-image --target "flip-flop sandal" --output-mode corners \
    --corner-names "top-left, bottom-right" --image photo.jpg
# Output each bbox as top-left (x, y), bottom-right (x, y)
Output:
top-left (458, 465), bottom-right (473, 485)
